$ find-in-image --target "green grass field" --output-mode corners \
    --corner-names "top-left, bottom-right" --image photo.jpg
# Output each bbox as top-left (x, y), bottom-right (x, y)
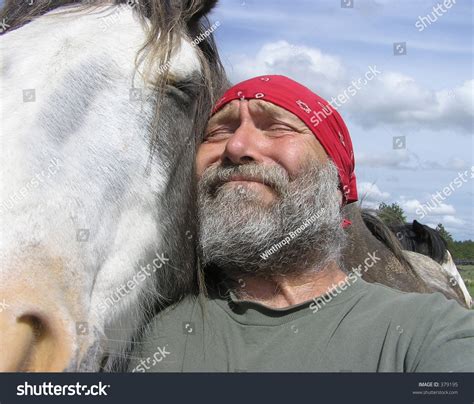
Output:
top-left (458, 265), bottom-right (474, 300)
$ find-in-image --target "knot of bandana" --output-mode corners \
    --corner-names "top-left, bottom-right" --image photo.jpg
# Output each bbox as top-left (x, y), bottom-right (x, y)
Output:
top-left (212, 75), bottom-right (358, 204)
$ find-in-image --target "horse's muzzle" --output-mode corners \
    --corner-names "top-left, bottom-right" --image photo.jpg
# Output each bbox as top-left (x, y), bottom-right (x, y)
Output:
top-left (0, 252), bottom-right (84, 372)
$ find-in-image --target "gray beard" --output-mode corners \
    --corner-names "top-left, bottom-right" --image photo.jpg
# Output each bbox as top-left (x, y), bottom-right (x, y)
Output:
top-left (197, 159), bottom-right (347, 280)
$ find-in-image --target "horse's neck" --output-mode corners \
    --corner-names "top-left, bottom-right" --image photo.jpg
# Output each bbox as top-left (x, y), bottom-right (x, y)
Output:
top-left (343, 203), bottom-right (386, 265)
top-left (343, 204), bottom-right (377, 251)
top-left (342, 204), bottom-right (430, 293)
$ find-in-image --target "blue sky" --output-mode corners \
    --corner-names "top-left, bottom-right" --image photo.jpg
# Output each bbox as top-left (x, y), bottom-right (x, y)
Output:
top-left (209, 0), bottom-right (473, 240)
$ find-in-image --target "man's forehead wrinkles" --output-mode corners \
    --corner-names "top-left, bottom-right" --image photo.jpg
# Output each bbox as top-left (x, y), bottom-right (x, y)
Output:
top-left (208, 102), bottom-right (239, 126)
top-left (251, 102), bottom-right (313, 133)
top-left (209, 99), bottom-right (305, 127)
top-left (249, 100), bottom-right (294, 120)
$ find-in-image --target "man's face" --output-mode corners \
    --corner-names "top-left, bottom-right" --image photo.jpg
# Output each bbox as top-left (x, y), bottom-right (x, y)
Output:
top-left (196, 99), bottom-right (347, 279)
top-left (197, 99), bottom-right (330, 204)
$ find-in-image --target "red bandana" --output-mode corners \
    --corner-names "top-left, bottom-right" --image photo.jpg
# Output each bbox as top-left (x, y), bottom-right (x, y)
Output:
top-left (212, 75), bottom-right (358, 205)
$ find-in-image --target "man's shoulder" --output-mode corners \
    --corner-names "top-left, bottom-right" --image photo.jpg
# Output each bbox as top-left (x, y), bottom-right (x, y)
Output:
top-left (127, 296), bottom-right (205, 372)
top-left (141, 294), bottom-right (219, 336)
top-left (148, 296), bottom-right (201, 324)
top-left (357, 278), bottom-right (472, 320)
top-left (361, 278), bottom-right (450, 305)
top-left (353, 280), bottom-right (474, 372)
top-left (128, 296), bottom-right (204, 366)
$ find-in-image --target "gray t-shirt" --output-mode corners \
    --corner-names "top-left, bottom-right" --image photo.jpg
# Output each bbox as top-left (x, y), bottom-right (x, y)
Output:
top-left (128, 277), bottom-right (474, 372)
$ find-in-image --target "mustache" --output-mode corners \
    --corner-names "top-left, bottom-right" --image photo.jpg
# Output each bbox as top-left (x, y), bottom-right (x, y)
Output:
top-left (199, 163), bottom-right (290, 197)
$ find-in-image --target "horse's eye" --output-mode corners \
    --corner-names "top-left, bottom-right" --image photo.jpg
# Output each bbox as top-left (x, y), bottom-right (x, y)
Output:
top-left (172, 80), bottom-right (199, 99)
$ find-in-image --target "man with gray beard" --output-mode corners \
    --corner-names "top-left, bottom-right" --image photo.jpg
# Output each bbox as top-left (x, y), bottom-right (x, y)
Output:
top-left (198, 159), bottom-right (346, 281)
top-left (128, 76), bottom-right (474, 372)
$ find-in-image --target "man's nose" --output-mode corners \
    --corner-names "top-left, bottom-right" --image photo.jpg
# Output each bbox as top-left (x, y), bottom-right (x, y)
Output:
top-left (221, 102), bottom-right (264, 165)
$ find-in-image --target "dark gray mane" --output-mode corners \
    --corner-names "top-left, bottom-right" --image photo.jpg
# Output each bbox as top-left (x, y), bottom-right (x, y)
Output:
top-left (359, 209), bottom-right (414, 270)
top-left (361, 210), bottom-right (449, 264)
top-left (389, 221), bottom-right (448, 264)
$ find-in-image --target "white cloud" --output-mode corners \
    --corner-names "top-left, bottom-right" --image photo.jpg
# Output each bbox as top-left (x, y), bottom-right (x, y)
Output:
top-left (442, 215), bottom-right (464, 226)
top-left (358, 190), bottom-right (463, 228)
top-left (228, 41), bottom-right (473, 132)
top-left (357, 150), bottom-right (473, 171)
top-left (424, 216), bottom-right (466, 235)
top-left (230, 41), bottom-right (346, 98)
top-left (358, 77), bottom-right (473, 131)
top-left (398, 197), bottom-right (456, 216)
top-left (357, 151), bottom-right (412, 169)
top-left (444, 158), bottom-right (472, 171)
top-left (359, 182), bottom-right (391, 201)
top-left (396, 199), bottom-right (467, 235)
top-left (398, 198), bottom-right (424, 215)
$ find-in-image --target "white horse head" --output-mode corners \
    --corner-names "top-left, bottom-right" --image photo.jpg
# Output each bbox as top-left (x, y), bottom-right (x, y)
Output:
top-left (0, 0), bottom-right (226, 371)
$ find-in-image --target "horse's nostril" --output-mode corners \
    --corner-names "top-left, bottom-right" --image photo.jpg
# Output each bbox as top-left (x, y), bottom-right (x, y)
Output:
top-left (0, 254), bottom-right (82, 372)
top-left (0, 310), bottom-right (73, 372)
top-left (18, 314), bottom-right (46, 342)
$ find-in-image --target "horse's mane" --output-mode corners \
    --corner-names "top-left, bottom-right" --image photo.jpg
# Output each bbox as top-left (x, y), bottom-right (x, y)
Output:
top-left (360, 209), bottom-right (414, 271)
top-left (362, 208), bottom-right (448, 265)
top-left (388, 225), bottom-right (417, 251)
top-left (0, 0), bottom-right (228, 159)
top-left (389, 221), bottom-right (448, 264)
